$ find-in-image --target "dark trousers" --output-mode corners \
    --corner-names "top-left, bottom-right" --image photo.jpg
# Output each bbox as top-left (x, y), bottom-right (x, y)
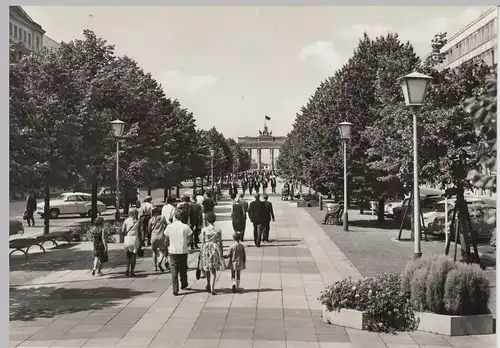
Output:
top-left (190, 226), bottom-right (200, 247)
top-left (271, 185), bottom-right (276, 193)
top-left (26, 209), bottom-right (35, 226)
top-left (253, 222), bottom-right (263, 247)
top-left (170, 253), bottom-right (188, 294)
top-left (262, 221), bottom-right (270, 241)
top-left (140, 215), bottom-right (151, 245)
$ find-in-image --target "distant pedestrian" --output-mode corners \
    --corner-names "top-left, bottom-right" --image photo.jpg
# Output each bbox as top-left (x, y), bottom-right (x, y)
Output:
top-left (91, 217), bottom-right (107, 276)
top-left (25, 191), bottom-right (37, 227)
top-left (164, 208), bottom-right (193, 296)
top-left (161, 197), bottom-right (175, 225)
top-left (139, 196), bottom-right (153, 246)
top-left (270, 177), bottom-right (277, 194)
top-left (122, 208), bottom-right (141, 277)
top-left (177, 196), bottom-right (192, 225)
top-left (200, 212), bottom-right (225, 295)
top-left (189, 194), bottom-right (203, 249)
top-left (149, 207), bottom-right (167, 272)
top-left (228, 232), bottom-right (246, 293)
top-left (262, 194), bottom-right (275, 242)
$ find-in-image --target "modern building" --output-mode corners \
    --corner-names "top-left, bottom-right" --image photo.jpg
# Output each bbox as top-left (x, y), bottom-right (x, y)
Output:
top-left (9, 6), bottom-right (61, 61)
top-left (430, 7), bottom-right (497, 70)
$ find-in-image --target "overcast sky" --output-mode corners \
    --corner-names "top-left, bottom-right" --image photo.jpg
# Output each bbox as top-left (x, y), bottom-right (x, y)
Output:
top-left (24, 6), bottom-right (490, 152)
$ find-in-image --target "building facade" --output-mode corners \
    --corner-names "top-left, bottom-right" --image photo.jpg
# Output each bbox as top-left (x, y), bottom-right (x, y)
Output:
top-left (433, 7), bottom-right (497, 70)
top-left (9, 6), bottom-right (61, 61)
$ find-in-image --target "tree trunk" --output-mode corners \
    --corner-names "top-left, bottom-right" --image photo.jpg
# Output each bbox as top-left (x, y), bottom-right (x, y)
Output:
top-left (201, 177), bottom-right (204, 190)
top-left (164, 186), bottom-right (168, 202)
top-left (147, 187), bottom-right (152, 196)
top-left (377, 196), bottom-right (385, 224)
top-left (176, 185), bottom-right (180, 199)
top-left (43, 185), bottom-right (50, 235)
top-left (360, 201), bottom-right (364, 215)
top-left (123, 188), bottom-right (130, 215)
top-left (91, 180), bottom-right (98, 222)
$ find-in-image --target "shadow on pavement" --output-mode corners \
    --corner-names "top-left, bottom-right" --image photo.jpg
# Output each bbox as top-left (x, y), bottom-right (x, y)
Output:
top-left (10, 286), bottom-right (152, 321)
top-left (215, 287), bottom-right (282, 294)
top-left (347, 219), bottom-right (401, 230)
top-left (215, 207), bottom-right (232, 214)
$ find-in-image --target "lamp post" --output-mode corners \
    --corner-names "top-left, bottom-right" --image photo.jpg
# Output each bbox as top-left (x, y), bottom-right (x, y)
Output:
top-left (398, 71), bottom-right (432, 260)
top-left (210, 149), bottom-right (215, 202)
top-left (338, 121), bottom-right (353, 232)
top-left (110, 119), bottom-right (125, 231)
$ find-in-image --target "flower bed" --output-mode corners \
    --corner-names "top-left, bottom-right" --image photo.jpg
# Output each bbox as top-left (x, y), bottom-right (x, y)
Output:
top-left (402, 255), bottom-right (493, 336)
top-left (319, 273), bottom-right (418, 333)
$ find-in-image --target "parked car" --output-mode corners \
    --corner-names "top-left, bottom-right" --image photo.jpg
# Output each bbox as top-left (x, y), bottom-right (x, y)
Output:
top-left (9, 218), bottom-right (24, 236)
top-left (393, 195), bottom-right (442, 226)
top-left (36, 192), bottom-right (107, 219)
top-left (97, 187), bottom-right (139, 208)
top-left (423, 197), bottom-right (485, 232)
top-left (432, 204), bottom-right (496, 241)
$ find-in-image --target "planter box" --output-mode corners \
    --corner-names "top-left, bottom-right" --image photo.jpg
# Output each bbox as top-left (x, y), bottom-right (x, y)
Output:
top-left (416, 311), bottom-right (494, 336)
top-left (322, 307), bottom-right (368, 330)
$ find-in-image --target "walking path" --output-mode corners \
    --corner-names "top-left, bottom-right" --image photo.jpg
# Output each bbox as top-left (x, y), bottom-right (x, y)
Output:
top-left (9, 194), bottom-right (496, 348)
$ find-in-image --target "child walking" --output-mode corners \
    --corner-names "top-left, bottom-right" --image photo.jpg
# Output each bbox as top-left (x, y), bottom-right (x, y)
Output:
top-left (228, 232), bottom-right (246, 293)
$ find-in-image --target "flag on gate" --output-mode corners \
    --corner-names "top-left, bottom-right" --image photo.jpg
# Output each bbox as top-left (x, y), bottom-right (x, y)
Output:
top-left (265, 115), bottom-right (271, 120)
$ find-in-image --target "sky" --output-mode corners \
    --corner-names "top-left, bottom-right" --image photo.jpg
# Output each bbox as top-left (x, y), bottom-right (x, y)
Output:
top-left (23, 5), bottom-right (490, 163)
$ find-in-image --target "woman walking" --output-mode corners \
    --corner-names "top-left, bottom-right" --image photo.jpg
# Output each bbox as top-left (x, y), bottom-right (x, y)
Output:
top-left (200, 212), bottom-right (225, 295)
top-left (231, 196), bottom-right (245, 235)
top-left (149, 207), bottom-right (167, 272)
top-left (91, 217), bottom-right (107, 276)
top-left (121, 208), bottom-right (141, 277)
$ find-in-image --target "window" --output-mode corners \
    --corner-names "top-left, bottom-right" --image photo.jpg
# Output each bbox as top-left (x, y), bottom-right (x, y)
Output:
top-left (9, 23), bottom-right (12, 37)
top-left (18, 27), bottom-right (22, 41)
top-left (485, 24), bottom-right (490, 41)
top-left (13, 24), bottom-right (17, 39)
top-left (66, 195), bottom-right (78, 202)
top-left (35, 36), bottom-right (40, 50)
top-left (28, 33), bottom-right (31, 46)
top-left (23, 30), bottom-right (26, 43)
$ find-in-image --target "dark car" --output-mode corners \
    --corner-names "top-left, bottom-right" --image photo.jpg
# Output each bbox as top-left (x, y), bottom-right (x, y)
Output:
top-left (97, 187), bottom-right (139, 208)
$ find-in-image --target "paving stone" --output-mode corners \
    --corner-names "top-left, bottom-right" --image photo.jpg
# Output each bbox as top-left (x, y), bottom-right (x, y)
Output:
top-left (252, 340), bottom-right (286, 348)
top-left (18, 340), bottom-right (56, 347)
top-left (285, 327), bottom-right (318, 342)
top-left (50, 338), bottom-right (88, 347)
top-left (221, 326), bottom-right (255, 340)
top-left (218, 339), bottom-right (253, 348)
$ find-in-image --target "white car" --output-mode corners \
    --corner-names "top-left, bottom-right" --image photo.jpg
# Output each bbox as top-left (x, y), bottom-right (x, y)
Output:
top-left (423, 197), bottom-right (485, 232)
top-left (385, 200), bottom-right (404, 217)
top-left (36, 192), bottom-right (107, 219)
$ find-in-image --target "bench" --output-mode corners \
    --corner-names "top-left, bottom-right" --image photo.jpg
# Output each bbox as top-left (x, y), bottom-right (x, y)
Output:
top-left (36, 231), bottom-right (74, 248)
top-left (9, 238), bottom-right (46, 259)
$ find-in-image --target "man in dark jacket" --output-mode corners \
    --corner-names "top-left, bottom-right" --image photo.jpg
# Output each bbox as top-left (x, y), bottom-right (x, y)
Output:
top-left (177, 196), bottom-right (192, 225)
top-left (25, 191), bottom-right (37, 227)
top-left (270, 177), bottom-right (277, 194)
top-left (189, 195), bottom-right (203, 249)
top-left (238, 193), bottom-right (249, 241)
top-left (247, 193), bottom-right (265, 247)
top-left (262, 194), bottom-right (275, 242)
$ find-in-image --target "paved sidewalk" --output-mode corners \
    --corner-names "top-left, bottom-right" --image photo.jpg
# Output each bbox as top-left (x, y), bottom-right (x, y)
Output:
top-left (9, 194), bottom-right (496, 347)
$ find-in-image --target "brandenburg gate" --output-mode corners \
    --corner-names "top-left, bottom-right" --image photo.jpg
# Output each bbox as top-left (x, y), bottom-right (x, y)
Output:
top-left (237, 122), bottom-right (285, 171)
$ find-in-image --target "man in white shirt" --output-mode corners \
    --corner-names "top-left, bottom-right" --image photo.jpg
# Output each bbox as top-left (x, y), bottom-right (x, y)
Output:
top-left (164, 208), bottom-right (193, 296)
top-left (161, 197), bottom-right (176, 225)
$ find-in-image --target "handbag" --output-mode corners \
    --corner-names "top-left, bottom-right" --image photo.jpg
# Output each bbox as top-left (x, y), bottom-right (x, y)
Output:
top-left (23, 211), bottom-right (28, 220)
top-left (101, 251), bottom-right (109, 263)
top-left (137, 248), bottom-right (144, 257)
top-left (196, 252), bottom-right (206, 279)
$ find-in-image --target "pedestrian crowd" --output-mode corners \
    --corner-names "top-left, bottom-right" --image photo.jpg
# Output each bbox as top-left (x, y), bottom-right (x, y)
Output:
top-left (89, 184), bottom-right (276, 296)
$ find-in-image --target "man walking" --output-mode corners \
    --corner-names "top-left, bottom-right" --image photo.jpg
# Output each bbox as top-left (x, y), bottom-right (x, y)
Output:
top-left (25, 191), bottom-right (37, 227)
top-left (139, 196), bottom-right (153, 246)
top-left (164, 209), bottom-right (193, 296)
top-left (270, 177), bottom-right (277, 194)
top-left (238, 193), bottom-right (249, 241)
top-left (189, 194), bottom-right (203, 249)
top-left (262, 194), bottom-right (275, 242)
top-left (248, 193), bottom-right (265, 247)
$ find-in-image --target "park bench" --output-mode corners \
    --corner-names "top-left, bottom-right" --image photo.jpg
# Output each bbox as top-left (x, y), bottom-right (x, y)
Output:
top-left (36, 230), bottom-right (74, 248)
top-left (9, 238), bottom-right (45, 259)
top-left (323, 204), bottom-right (344, 225)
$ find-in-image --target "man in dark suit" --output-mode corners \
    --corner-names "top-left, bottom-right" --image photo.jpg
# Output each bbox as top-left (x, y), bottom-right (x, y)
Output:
top-left (238, 193), bottom-right (249, 241)
top-left (247, 193), bottom-right (265, 247)
top-left (262, 194), bottom-right (275, 242)
top-left (189, 195), bottom-right (203, 249)
top-left (270, 177), bottom-right (277, 194)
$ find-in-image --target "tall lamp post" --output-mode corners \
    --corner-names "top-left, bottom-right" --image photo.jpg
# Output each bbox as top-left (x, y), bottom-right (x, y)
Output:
top-left (338, 121), bottom-right (353, 232)
top-left (398, 72), bottom-right (432, 260)
top-left (210, 149), bottom-right (215, 202)
top-left (110, 119), bottom-right (125, 229)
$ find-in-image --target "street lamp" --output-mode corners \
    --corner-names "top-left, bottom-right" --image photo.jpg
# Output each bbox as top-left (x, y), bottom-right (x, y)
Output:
top-left (338, 121), bottom-right (353, 232)
top-left (110, 119), bottom-right (125, 231)
top-left (210, 149), bottom-right (215, 202)
top-left (398, 71), bottom-right (432, 260)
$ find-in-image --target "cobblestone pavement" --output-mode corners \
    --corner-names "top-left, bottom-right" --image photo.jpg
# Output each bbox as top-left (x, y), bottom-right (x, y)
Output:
top-left (307, 206), bottom-right (497, 318)
top-left (10, 193), bottom-right (496, 347)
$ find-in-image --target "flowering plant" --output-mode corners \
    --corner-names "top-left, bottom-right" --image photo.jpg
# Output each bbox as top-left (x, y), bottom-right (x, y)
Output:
top-left (319, 273), bottom-right (419, 333)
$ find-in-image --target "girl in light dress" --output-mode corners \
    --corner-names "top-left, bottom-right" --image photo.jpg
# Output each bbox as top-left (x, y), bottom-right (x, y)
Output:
top-left (121, 208), bottom-right (141, 277)
top-left (149, 207), bottom-right (167, 272)
top-left (200, 212), bottom-right (226, 295)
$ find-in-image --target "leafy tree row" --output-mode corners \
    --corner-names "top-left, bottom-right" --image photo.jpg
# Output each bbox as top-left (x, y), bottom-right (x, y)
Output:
top-left (9, 30), bottom-right (250, 233)
top-left (277, 32), bottom-right (491, 222)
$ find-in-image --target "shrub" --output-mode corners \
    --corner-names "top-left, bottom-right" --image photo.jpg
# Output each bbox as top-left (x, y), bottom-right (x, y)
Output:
top-left (401, 255), bottom-right (440, 297)
top-left (425, 256), bottom-right (458, 313)
top-left (72, 221), bottom-right (121, 243)
top-left (444, 263), bottom-right (490, 316)
top-left (319, 273), bottom-right (419, 333)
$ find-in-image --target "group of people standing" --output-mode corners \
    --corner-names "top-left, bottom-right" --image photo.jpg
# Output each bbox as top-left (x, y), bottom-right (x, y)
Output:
top-left (89, 190), bottom-right (250, 296)
top-left (239, 172), bottom-right (277, 196)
